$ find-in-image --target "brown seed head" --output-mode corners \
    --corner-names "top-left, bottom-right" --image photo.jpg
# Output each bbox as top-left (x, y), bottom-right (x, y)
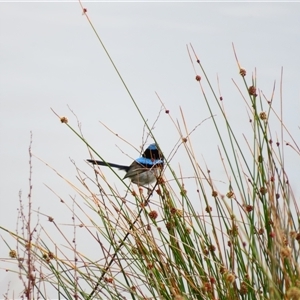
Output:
top-left (212, 190), bottom-right (218, 197)
top-left (226, 191), bottom-right (234, 199)
top-left (205, 206), bottom-right (212, 213)
top-left (149, 210), bottom-right (158, 220)
top-left (239, 68), bottom-right (246, 76)
top-left (195, 75), bottom-right (201, 81)
top-left (25, 243), bottom-right (31, 251)
top-left (104, 277), bottom-right (113, 283)
top-left (147, 263), bottom-right (154, 269)
top-left (228, 225), bottom-right (238, 236)
top-left (157, 176), bottom-right (165, 184)
top-left (170, 207), bottom-right (177, 215)
top-left (185, 226), bottom-right (192, 234)
top-left (9, 250), bottom-right (17, 258)
top-left (260, 187), bottom-right (267, 195)
top-left (259, 112), bottom-right (267, 120)
top-left (203, 248), bottom-right (209, 256)
top-left (269, 231), bottom-right (275, 238)
top-left (180, 188), bottom-right (187, 196)
top-left (155, 188), bottom-right (161, 195)
top-left (258, 228), bottom-right (264, 235)
top-left (60, 116), bottom-right (68, 123)
top-left (203, 282), bottom-right (212, 292)
top-left (225, 272), bottom-right (236, 284)
top-left (245, 205), bottom-right (253, 213)
top-left (240, 281), bottom-right (248, 295)
top-left (209, 244), bottom-right (216, 252)
top-left (248, 86), bottom-right (256, 96)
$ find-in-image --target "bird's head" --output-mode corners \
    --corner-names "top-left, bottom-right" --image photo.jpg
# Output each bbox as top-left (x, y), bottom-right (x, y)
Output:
top-left (142, 143), bottom-right (164, 161)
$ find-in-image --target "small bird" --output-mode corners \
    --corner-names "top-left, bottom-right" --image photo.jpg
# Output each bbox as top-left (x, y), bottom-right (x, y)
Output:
top-left (87, 143), bottom-right (164, 186)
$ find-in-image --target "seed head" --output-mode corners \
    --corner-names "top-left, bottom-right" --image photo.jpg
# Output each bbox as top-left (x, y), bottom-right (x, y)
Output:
top-left (248, 86), bottom-right (256, 96)
top-left (60, 116), bottom-right (68, 123)
top-left (259, 112), bottom-right (267, 120)
top-left (239, 68), bottom-right (246, 76)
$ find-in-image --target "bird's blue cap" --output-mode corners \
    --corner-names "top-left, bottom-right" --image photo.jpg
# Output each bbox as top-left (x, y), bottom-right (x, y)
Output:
top-left (147, 143), bottom-right (157, 150)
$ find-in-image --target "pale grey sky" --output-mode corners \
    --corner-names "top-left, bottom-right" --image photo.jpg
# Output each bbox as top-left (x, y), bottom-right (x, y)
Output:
top-left (1, 1), bottom-right (299, 297)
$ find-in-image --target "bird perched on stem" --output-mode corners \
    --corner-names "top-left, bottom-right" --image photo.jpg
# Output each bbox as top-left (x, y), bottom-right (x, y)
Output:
top-left (87, 143), bottom-right (164, 186)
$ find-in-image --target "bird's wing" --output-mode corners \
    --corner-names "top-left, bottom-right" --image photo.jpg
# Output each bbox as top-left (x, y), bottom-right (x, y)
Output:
top-left (123, 161), bottom-right (150, 179)
top-left (124, 158), bottom-right (164, 179)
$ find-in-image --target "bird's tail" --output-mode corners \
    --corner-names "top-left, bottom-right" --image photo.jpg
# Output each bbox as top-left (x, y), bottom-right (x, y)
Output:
top-left (87, 159), bottom-right (129, 172)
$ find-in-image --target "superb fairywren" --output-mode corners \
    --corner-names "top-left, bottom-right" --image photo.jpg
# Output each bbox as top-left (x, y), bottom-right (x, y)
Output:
top-left (87, 143), bottom-right (164, 186)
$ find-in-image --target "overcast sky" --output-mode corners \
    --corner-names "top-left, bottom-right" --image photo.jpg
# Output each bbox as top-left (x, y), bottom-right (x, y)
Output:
top-left (1, 1), bottom-right (299, 297)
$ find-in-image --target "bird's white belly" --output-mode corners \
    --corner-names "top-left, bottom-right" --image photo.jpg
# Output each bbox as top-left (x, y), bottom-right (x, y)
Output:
top-left (131, 169), bottom-right (158, 185)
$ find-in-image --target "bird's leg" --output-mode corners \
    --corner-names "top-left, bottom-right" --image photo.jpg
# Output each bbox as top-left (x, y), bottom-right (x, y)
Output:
top-left (145, 186), bottom-right (153, 196)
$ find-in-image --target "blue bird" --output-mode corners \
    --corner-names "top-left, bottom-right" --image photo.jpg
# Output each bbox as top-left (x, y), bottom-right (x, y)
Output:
top-left (87, 143), bottom-right (164, 186)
